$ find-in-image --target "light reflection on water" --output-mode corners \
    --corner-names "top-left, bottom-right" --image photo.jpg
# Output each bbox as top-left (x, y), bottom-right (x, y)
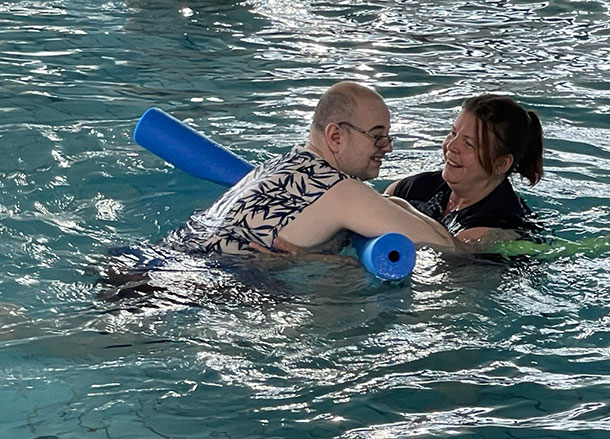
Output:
top-left (0, 0), bottom-right (610, 438)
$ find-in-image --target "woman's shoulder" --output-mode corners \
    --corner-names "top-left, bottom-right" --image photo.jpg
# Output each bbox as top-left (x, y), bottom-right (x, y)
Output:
top-left (403, 170), bottom-right (444, 184)
top-left (457, 178), bottom-right (539, 235)
top-left (483, 178), bottom-right (532, 215)
top-left (392, 170), bottom-right (446, 200)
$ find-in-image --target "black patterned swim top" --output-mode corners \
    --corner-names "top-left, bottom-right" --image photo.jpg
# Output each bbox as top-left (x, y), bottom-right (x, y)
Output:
top-left (162, 147), bottom-right (351, 255)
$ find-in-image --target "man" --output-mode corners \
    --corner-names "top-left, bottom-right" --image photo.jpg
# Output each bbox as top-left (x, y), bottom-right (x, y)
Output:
top-left (162, 81), bottom-right (454, 256)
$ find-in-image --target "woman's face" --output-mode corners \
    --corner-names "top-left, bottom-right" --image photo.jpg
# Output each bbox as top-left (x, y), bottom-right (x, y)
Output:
top-left (441, 110), bottom-right (492, 189)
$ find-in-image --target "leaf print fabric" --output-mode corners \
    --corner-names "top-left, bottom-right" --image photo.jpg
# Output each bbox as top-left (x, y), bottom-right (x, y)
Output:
top-left (162, 148), bottom-right (351, 255)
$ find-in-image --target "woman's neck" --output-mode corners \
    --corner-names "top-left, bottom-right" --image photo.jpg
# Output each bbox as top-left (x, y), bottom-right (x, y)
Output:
top-left (444, 176), bottom-right (506, 215)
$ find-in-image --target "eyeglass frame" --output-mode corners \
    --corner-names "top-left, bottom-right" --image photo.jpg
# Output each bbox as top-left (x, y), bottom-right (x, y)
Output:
top-left (337, 121), bottom-right (394, 148)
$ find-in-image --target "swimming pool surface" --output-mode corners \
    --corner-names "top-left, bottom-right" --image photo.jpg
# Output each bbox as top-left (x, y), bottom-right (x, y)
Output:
top-left (1, 1), bottom-right (610, 438)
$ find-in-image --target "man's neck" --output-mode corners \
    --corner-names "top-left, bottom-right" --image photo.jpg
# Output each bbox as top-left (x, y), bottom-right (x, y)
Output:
top-left (304, 139), bottom-right (338, 167)
top-left (304, 140), bottom-right (324, 157)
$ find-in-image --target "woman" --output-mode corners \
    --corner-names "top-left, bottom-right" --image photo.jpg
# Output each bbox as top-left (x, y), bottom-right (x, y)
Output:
top-left (385, 94), bottom-right (544, 244)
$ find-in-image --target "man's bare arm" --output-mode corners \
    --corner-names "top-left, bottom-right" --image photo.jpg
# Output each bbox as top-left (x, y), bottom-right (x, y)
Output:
top-left (330, 180), bottom-right (455, 248)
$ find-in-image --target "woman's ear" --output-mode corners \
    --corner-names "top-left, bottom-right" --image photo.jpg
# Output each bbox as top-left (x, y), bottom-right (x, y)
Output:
top-left (324, 123), bottom-right (343, 153)
top-left (494, 153), bottom-right (514, 175)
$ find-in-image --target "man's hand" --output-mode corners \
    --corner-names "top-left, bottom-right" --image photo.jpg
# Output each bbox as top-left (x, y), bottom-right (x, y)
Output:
top-left (248, 237), bottom-right (306, 256)
top-left (249, 238), bottom-right (359, 267)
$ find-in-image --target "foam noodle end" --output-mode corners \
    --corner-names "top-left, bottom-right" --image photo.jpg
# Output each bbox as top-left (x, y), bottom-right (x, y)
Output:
top-left (353, 233), bottom-right (416, 281)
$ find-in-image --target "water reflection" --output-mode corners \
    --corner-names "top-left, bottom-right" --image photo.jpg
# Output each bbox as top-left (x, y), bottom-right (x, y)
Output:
top-left (1, 0), bottom-right (610, 437)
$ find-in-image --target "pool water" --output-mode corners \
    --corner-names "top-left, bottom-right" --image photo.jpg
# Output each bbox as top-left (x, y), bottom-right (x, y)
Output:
top-left (1, 0), bottom-right (610, 438)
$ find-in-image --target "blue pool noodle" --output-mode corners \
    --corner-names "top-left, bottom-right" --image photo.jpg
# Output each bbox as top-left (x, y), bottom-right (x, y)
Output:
top-left (353, 233), bottom-right (416, 281)
top-left (134, 107), bottom-right (254, 186)
top-left (133, 107), bottom-right (416, 280)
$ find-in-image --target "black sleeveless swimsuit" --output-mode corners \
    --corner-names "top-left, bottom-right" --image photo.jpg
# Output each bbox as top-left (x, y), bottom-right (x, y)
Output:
top-left (392, 171), bottom-right (536, 236)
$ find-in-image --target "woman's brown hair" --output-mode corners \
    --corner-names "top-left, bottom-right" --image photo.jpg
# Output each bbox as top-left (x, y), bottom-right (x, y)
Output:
top-left (463, 94), bottom-right (544, 186)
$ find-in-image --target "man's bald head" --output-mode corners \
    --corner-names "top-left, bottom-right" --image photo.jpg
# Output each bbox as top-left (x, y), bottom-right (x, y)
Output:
top-left (312, 81), bottom-right (384, 132)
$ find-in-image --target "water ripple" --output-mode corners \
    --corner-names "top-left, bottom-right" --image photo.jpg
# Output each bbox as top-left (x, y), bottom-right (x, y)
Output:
top-left (1, 0), bottom-right (610, 437)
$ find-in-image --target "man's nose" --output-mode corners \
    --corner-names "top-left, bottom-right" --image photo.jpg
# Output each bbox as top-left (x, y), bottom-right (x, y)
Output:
top-left (380, 139), bottom-right (393, 153)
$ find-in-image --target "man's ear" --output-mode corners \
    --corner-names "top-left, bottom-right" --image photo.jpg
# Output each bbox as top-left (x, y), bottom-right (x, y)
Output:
top-left (494, 153), bottom-right (514, 175)
top-left (324, 123), bottom-right (343, 153)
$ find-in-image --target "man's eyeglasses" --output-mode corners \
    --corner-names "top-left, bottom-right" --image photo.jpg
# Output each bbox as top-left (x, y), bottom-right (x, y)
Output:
top-left (338, 121), bottom-right (394, 148)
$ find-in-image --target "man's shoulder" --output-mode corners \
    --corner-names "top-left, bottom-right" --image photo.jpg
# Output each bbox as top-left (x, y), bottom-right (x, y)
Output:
top-left (326, 177), bottom-right (372, 193)
top-left (321, 178), bottom-right (382, 208)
